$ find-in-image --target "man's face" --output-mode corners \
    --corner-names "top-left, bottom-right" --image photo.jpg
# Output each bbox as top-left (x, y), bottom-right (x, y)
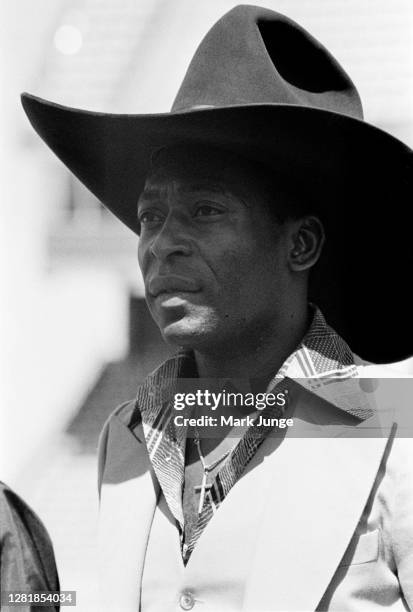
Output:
top-left (137, 146), bottom-right (295, 352)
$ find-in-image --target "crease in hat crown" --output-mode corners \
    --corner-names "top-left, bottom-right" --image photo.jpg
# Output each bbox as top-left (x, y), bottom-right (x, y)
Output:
top-left (172, 4), bottom-right (363, 119)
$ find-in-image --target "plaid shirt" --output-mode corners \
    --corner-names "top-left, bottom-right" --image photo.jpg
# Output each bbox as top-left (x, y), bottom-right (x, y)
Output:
top-left (128, 306), bottom-right (369, 564)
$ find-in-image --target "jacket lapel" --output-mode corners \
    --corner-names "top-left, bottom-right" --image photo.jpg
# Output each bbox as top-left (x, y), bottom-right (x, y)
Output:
top-left (242, 378), bottom-right (392, 611)
top-left (98, 414), bottom-right (159, 612)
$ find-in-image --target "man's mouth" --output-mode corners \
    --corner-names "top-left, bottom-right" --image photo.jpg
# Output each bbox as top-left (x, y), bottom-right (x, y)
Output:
top-left (148, 275), bottom-right (201, 298)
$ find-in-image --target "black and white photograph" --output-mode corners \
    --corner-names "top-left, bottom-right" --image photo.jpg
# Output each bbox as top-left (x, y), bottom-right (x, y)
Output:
top-left (1, 1), bottom-right (413, 611)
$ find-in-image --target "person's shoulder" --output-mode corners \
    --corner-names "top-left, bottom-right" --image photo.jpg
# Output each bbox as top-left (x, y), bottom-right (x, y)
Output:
top-left (108, 399), bottom-right (137, 427)
top-left (100, 391), bottom-right (143, 435)
top-left (352, 353), bottom-right (413, 447)
top-left (97, 399), bottom-right (139, 491)
top-left (96, 354), bottom-right (184, 493)
top-left (102, 349), bottom-right (187, 431)
top-left (353, 353), bottom-right (412, 376)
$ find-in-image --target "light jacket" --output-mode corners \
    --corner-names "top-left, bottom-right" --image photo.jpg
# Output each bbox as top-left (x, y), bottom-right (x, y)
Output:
top-left (97, 360), bottom-right (413, 611)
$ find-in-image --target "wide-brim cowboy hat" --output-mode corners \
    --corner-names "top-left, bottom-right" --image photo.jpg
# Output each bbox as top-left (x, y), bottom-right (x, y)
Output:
top-left (21, 5), bottom-right (413, 363)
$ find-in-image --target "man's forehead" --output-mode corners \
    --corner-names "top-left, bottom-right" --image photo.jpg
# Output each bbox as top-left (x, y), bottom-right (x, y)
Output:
top-left (139, 144), bottom-right (274, 202)
top-left (140, 178), bottom-right (231, 200)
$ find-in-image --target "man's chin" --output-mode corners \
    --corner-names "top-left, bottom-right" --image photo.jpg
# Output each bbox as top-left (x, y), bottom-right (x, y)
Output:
top-left (160, 319), bottom-right (215, 349)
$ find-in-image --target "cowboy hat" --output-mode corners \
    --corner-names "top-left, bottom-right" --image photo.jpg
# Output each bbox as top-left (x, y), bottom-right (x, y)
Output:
top-left (21, 5), bottom-right (413, 363)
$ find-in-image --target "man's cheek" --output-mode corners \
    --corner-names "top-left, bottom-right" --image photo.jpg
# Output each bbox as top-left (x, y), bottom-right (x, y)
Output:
top-left (145, 297), bottom-right (159, 324)
top-left (217, 251), bottom-right (254, 290)
top-left (137, 238), bottom-right (154, 276)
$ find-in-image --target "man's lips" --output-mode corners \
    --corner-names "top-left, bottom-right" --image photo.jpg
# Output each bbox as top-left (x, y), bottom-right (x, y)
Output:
top-left (148, 275), bottom-right (201, 298)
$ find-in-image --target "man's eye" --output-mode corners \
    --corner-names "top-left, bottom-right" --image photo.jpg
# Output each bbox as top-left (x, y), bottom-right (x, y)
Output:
top-left (194, 204), bottom-right (224, 217)
top-left (138, 210), bottom-right (163, 225)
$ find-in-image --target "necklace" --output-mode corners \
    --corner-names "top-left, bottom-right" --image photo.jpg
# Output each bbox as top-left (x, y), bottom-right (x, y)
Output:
top-left (193, 428), bottom-right (232, 514)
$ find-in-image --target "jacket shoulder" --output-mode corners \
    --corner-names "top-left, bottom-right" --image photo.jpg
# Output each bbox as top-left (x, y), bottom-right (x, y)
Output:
top-left (354, 353), bottom-right (413, 378)
top-left (110, 398), bottom-right (137, 425)
top-left (99, 352), bottom-right (175, 432)
top-left (97, 400), bottom-right (138, 496)
top-left (97, 350), bottom-right (194, 495)
top-left (96, 354), bottom-right (182, 494)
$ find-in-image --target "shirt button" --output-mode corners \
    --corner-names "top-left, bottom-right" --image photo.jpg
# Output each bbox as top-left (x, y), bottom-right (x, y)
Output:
top-left (179, 591), bottom-right (195, 610)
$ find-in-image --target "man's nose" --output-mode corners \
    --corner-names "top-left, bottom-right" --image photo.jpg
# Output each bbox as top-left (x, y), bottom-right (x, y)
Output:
top-left (149, 214), bottom-right (192, 260)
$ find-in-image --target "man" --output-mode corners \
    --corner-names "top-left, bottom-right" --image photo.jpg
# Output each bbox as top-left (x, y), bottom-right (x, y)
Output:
top-left (21, 5), bottom-right (413, 611)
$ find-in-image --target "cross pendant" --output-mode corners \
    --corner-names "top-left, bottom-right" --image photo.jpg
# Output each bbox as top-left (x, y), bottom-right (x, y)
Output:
top-left (194, 472), bottom-right (213, 514)
top-left (193, 483), bottom-right (213, 493)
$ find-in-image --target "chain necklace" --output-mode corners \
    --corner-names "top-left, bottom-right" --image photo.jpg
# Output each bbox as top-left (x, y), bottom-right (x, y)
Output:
top-left (193, 428), bottom-right (232, 514)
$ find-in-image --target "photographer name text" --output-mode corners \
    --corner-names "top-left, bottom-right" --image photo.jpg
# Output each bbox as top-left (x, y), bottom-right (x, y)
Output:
top-left (174, 414), bottom-right (294, 428)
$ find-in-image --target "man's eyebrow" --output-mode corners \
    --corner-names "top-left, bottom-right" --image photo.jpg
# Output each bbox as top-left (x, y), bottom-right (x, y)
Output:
top-left (138, 188), bottom-right (162, 203)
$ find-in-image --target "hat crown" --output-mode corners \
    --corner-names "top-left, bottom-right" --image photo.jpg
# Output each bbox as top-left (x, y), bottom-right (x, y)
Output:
top-left (172, 4), bottom-right (363, 119)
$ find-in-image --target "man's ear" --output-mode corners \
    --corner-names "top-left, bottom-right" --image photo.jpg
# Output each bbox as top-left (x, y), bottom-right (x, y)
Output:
top-left (287, 216), bottom-right (325, 272)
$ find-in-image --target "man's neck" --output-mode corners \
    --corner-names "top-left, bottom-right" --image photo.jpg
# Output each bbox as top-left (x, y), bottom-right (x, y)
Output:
top-left (193, 304), bottom-right (310, 385)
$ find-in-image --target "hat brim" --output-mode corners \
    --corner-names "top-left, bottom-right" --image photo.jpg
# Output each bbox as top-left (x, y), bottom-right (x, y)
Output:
top-left (21, 93), bottom-right (413, 363)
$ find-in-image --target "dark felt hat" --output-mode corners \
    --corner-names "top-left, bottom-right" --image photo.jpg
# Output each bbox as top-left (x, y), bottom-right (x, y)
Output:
top-left (21, 5), bottom-right (413, 363)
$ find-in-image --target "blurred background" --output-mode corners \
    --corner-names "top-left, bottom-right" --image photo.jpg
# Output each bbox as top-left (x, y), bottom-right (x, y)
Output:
top-left (0, 1), bottom-right (412, 609)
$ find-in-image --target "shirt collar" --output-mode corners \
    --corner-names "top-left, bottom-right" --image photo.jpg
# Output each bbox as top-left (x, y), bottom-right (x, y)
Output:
top-left (273, 306), bottom-right (372, 419)
top-left (134, 304), bottom-right (371, 429)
